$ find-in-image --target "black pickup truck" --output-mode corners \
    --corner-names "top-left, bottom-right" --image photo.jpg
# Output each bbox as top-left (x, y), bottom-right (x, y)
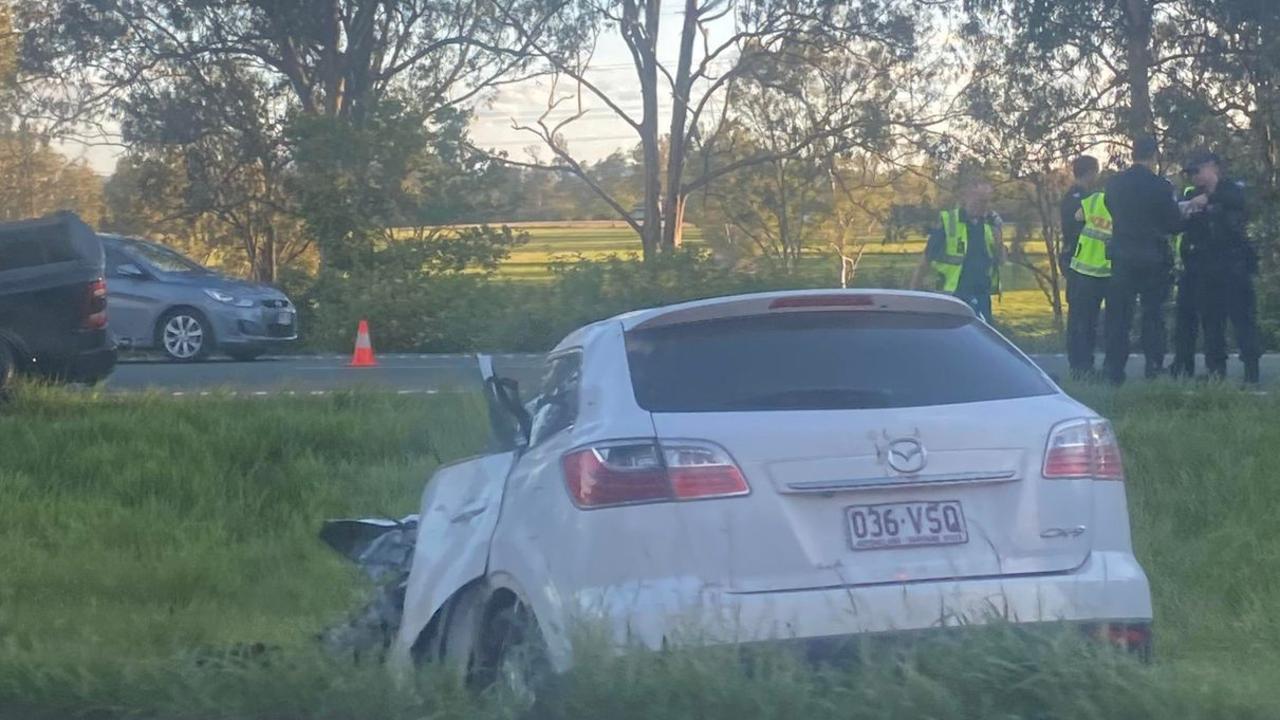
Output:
top-left (0, 212), bottom-right (118, 392)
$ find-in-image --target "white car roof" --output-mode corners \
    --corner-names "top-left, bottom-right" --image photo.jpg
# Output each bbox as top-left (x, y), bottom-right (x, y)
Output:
top-left (551, 289), bottom-right (975, 352)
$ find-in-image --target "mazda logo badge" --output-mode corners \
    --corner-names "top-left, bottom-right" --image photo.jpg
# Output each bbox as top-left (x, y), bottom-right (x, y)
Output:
top-left (887, 438), bottom-right (927, 474)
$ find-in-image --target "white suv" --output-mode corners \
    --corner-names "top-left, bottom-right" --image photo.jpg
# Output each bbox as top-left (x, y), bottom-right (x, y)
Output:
top-left (390, 290), bottom-right (1153, 684)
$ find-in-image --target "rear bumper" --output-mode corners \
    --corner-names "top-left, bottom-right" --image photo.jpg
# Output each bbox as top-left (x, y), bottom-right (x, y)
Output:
top-left (64, 345), bottom-right (118, 383)
top-left (555, 551), bottom-right (1151, 663)
top-left (35, 332), bottom-right (117, 384)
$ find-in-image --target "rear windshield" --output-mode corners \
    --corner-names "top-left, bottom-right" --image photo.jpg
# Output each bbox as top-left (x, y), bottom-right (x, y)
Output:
top-left (625, 311), bottom-right (1054, 412)
top-left (0, 226), bottom-right (78, 271)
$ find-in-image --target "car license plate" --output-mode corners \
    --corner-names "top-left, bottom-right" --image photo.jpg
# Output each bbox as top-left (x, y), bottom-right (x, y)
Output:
top-left (277, 311), bottom-right (294, 325)
top-left (846, 500), bottom-right (967, 551)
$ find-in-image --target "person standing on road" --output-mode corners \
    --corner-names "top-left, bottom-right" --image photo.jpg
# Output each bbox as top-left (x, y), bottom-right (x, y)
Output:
top-left (1175, 150), bottom-right (1261, 383)
top-left (1102, 136), bottom-right (1184, 384)
top-left (1059, 155), bottom-right (1108, 379)
top-left (912, 180), bottom-right (1005, 323)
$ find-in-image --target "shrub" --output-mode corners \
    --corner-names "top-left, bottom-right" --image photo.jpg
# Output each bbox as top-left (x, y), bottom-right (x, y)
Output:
top-left (477, 248), bottom-right (823, 351)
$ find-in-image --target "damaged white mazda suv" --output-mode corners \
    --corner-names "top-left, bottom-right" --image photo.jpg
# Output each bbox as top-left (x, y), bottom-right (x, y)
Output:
top-left (387, 289), bottom-right (1153, 686)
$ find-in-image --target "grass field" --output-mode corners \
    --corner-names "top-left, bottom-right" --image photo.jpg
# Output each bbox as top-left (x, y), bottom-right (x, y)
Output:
top-left (476, 222), bottom-right (1049, 283)
top-left (488, 222), bottom-right (1061, 334)
top-left (5, 383), bottom-right (1274, 718)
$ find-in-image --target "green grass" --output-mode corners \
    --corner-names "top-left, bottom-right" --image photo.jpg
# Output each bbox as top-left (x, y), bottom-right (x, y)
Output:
top-left (4, 382), bottom-right (1278, 717)
top-left (0, 387), bottom-right (492, 718)
top-left (488, 222), bottom-right (1059, 329)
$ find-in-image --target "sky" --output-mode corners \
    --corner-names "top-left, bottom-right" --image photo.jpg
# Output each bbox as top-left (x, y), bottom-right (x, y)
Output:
top-left (57, 6), bottom-right (738, 177)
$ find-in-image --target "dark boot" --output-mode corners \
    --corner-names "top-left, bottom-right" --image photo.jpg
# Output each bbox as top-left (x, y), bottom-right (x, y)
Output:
top-left (1244, 358), bottom-right (1261, 385)
top-left (1205, 363), bottom-right (1227, 382)
top-left (1170, 355), bottom-right (1195, 379)
top-left (1144, 361), bottom-right (1165, 380)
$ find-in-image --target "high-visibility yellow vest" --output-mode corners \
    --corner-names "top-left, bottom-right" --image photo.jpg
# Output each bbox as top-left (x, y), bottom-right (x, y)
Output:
top-left (1070, 192), bottom-right (1112, 278)
top-left (931, 209), bottom-right (998, 294)
top-left (1173, 186), bottom-right (1195, 267)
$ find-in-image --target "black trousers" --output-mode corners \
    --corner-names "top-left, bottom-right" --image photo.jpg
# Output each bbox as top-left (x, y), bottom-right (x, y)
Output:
top-left (1104, 261), bottom-right (1172, 383)
top-left (1200, 270), bottom-right (1262, 375)
top-left (1172, 271), bottom-right (1199, 377)
top-left (1065, 270), bottom-right (1107, 374)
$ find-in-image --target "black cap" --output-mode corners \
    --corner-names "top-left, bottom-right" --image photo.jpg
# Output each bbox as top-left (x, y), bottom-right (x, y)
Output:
top-left (1133, 135), bottom-right (1159, 160)
top-left (1183, 148), bottom-right (1221, 174)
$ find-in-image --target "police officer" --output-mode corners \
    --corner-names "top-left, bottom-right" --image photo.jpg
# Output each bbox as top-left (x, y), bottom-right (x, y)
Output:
top-left (1171, 184), bottom-right (1202, 378)
top-left (911, 180), bottom-right (1005, 322)
top-left (1178, 150), bottom-right (1261, 383)
top-left (1059, 155), bottom-right (1107, 379)
top-left (1102, 136), bottom-right (1183, 384)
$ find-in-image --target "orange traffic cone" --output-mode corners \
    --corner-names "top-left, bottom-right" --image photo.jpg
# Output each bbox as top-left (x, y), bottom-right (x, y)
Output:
top-left (349, 320), bottom-right (378, 367)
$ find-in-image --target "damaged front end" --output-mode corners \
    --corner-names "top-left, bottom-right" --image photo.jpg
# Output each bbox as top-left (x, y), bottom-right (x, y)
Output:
top-left (317, 354), bottom-right (529, 663)
top-left (318, 515), bottom-right (419, 660)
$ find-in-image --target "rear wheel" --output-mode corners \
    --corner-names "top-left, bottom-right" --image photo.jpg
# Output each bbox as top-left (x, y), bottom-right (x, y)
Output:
top-left (157, 310), bottom-right (212, 362)
top-left (470, 598), bottom-right (551, 704)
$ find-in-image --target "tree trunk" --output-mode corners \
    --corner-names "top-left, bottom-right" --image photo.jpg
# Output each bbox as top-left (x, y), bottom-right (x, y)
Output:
top-left (1124, 0), bottom-right (1155, 137)
top-left (775, 159), bottom-right (793, 271)
top-left (1254, 78), bottom-right (1279, 194)
top-left (635, 0), bottom-right (662, 261)
top-left (263, 224), bottom-right (278, 283)
top-left (670, 194), bottom-right (686, 247)
top-left (661, 0), bottom-right (698, 253)
top-left (1034, 176), bottom-right (1064, 329)
top-left (321, 0), bottom-right (345, 116)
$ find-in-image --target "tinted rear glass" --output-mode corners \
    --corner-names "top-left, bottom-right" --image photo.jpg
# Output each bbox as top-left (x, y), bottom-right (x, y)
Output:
top-left (626, 311), bottom-right (1054, 412)
top-left (0, 226), bottom-right (77, 271)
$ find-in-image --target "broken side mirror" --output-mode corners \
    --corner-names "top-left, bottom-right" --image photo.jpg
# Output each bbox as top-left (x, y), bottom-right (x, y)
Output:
top-left (492, 376), bottom-right (532, 447)
top-left (477, 354), bottom-right (532, 452)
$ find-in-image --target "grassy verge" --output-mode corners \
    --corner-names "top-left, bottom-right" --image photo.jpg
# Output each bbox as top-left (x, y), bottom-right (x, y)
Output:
top-left (0, 387), bottom-right (491, 718)
top-left (2, 383), bottom-right (1278, 717)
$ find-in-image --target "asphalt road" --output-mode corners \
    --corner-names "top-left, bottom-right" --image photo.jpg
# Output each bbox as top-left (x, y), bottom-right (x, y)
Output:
top-left (103, 352), bottom-right (1280, 394)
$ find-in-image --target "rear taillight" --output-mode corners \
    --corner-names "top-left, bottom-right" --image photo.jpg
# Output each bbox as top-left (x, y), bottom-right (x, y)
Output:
top-left (1043, 418), bottom-right (1124, 481)
top-left (1081, 622), bottom-right (1152, 659)
top-left (769, 294), bottom-right (876, 309)
top-left (83, 278), bottom-right (108, 330)
top-left (562, 440), bottom-right (749, 509)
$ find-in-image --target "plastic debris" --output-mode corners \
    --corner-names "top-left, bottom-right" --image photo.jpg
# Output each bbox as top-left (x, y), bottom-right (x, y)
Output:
top-left (317, 515), bottom-right (419, 660)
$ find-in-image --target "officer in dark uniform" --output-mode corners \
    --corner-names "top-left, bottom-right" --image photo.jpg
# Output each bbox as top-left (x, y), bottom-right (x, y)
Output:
top-left (1102, 136), bottom-right (1184, 384)
top-left (1059, 155), bottom-right (1105, 379)
top-left (1177, 150), bottom-right (1261, 383)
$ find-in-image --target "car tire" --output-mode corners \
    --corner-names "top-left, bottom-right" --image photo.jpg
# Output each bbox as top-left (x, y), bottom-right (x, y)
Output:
top-left (226, 348), bottom-right (264, 362)
top-left (0, 340), bottom-right (16, 398)
top-left (470, 597), bottom-right (551, 704)
top-left (156, 309), bottom-right (213, 362)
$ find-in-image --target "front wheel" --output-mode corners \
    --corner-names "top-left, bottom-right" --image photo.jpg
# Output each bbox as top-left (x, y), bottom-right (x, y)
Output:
top-left (157, 310), bottom-right (212, 362)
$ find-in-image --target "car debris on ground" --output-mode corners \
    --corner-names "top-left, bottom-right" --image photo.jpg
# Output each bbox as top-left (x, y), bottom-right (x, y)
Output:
top-left (318, 515), bottom-right (419, 661)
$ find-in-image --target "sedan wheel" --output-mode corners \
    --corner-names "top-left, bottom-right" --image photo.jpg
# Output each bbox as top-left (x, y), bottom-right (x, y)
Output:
top-left (160, 313), bottom-right (209, 361)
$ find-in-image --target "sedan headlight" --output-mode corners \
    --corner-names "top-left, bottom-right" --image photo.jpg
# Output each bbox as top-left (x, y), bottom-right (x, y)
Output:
top-left (203, 289), bottom-right (255, 308)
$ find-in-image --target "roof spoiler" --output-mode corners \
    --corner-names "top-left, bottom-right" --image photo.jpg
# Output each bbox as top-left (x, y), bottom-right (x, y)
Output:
top-left (626, 290), bottom-right (974, 331)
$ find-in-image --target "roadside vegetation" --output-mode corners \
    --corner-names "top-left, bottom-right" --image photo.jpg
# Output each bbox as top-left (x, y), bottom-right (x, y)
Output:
top-left (292, 226), bottom-right (1064, 356)
top-left (1, 383), bottom-right (1278, 718)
